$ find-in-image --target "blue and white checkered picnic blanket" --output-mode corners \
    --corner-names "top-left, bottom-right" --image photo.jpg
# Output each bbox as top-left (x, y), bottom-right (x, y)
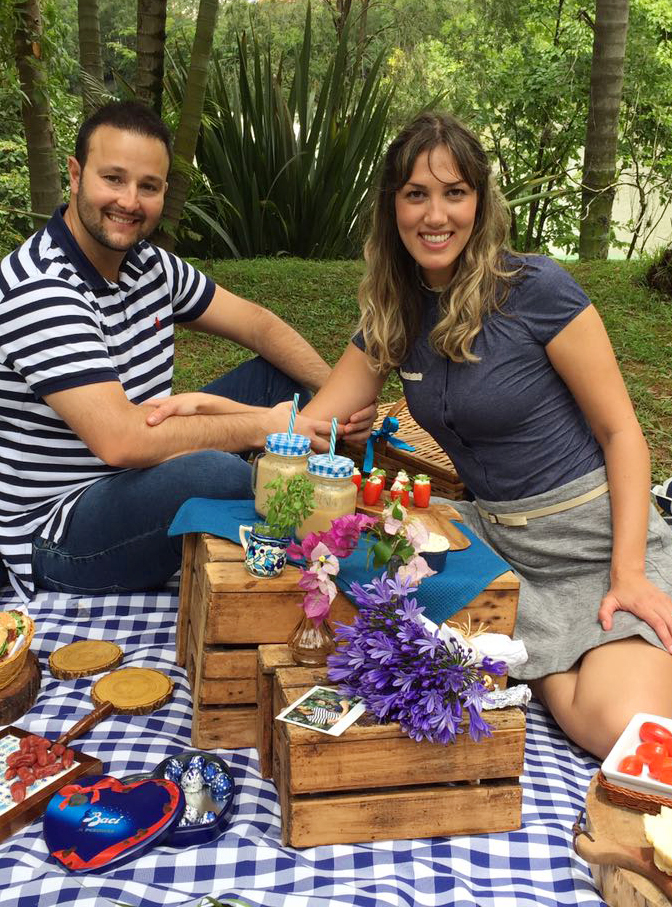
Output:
top-left (0, 581), bottom-right (607, 907)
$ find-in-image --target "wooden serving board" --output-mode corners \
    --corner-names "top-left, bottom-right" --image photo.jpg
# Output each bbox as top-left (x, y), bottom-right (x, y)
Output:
top-left (0, 651), bottom-right (41, 725)
top-left (356, 495), bottom-right (471, 551)
top-left (575, 774), bottom-right (672, 906)
top-left (0, 726), bottom-right (102, 844)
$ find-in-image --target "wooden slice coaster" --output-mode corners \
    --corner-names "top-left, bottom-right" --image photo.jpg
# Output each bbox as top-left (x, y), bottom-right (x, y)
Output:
top-left (0, 651), bottom-right (41, 724)
top-left (49, 640), bottom-right (123, 679)
top-left (91, 667), bottom-right (173, 714)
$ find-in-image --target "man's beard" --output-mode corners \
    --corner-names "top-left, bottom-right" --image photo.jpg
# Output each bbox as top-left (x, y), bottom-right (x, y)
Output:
top-left (76, 186), bottom-right (155, 252)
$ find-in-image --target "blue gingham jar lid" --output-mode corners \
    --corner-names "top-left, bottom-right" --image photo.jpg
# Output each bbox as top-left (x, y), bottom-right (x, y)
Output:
top-left (265, 433), bottom-right (311, 456)
top-left (307, 453), bottom-right (354, 479)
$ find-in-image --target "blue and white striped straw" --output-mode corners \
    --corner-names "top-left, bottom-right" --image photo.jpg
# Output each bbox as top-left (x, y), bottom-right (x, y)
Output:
top-left (287, 393), bottom-right (300, 436)
top-left (329, 417), bottom-right (338, 460)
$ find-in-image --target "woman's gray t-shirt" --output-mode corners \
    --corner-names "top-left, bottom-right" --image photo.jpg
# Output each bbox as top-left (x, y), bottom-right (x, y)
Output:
top-left (353, 255), bottom-right (604, 501)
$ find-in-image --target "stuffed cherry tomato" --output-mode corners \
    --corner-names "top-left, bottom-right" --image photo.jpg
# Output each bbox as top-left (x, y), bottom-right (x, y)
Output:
top-left (362, 476), bottom-right (384, 505)
top-left (413, 474), bottom-right (431, 508)
top-left (351, 467), bottom-right (362, 492)
top-left (640, 721), bottom-right (672, 745)
top-left (617, 754), bottom-right (644, 776)
top-left (370, 467), bottom-right (386, 488)
top-left (390, 479), bottom-right (410, 506)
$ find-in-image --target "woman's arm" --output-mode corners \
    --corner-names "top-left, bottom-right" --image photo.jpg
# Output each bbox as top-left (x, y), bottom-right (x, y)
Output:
top-left (546, 304), bottom-right (672, 652)
top-left (300, 341), bottom-right (387, 427)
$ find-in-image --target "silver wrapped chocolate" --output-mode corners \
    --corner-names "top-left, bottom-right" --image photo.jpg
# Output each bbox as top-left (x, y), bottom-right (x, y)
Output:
top-left (180, 766), bottom-right (204, 793)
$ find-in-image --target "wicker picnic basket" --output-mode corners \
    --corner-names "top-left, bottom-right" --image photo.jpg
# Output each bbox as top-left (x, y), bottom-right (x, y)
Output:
top-left (341, 398), bottom-right (465, 501)
top-left (0, 612), bottom-right (35, 691)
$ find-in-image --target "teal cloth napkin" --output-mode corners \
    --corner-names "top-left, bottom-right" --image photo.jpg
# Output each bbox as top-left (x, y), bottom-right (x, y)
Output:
top-left (168, 498), bottom-right (513, 625)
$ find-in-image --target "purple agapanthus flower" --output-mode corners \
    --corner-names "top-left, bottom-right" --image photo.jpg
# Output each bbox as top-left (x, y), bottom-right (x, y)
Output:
top-left (328, 572), bottom-right (506, 746)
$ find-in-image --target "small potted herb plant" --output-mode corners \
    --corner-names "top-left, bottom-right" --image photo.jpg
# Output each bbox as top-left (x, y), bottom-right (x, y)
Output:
top-left (239, 474), bottom-right (315, 577)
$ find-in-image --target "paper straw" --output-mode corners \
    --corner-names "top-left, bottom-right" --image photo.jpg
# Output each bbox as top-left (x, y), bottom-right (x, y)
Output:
top-left (287, 392), bottom-right (300, 436)
top-left (329, 417), bottom-right (337, 460)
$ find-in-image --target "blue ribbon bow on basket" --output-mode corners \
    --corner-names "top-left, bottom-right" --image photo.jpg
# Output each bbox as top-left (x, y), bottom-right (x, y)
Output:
top-left (362, 415), bottom-right (415, 474)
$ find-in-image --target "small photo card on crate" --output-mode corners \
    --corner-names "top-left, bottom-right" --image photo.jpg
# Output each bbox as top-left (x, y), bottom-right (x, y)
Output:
top-left (275, 685), bottom-right (366, 736)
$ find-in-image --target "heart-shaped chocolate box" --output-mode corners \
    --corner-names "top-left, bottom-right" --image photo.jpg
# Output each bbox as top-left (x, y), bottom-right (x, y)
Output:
top-left (43, 775), bottom-right (184, 873)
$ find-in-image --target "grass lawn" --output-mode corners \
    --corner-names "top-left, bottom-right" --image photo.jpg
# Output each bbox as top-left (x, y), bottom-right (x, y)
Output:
top-left (174, 257), bottom-right (672, 483)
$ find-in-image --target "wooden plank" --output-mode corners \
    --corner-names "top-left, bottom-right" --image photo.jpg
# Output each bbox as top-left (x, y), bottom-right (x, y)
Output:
top-left (202, 647), bottom-right (257, 679)
top-left (282, 780), bottom-right (523, 847)
top-left (176, 533), bottom-right (197, 666)
top-left (451, 578), bottom-right (518, 637)
top-left (203, 589), bottom-right (357, 644)
top-left (192, 705), bottom-right (257, 750)
top-left (284, 716), bottom-right (525, 793)
top-left (199, 676), bottom-right (257, 705)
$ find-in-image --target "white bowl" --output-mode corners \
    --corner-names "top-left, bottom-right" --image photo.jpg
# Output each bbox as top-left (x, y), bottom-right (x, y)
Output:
top-left (602, 712), bottom-right (672, 797)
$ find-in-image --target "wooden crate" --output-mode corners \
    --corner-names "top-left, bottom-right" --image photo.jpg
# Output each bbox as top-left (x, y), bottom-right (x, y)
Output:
top-left (177, 533), bottom-right (358, 750)
top-left (177, 532), bottom-right (519, 752)
top-left (272, 665), bottom-right (525, 847)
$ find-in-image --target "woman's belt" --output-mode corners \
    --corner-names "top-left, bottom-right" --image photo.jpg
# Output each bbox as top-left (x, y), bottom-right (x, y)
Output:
top-left (476, 481), bottom-right (609, 527)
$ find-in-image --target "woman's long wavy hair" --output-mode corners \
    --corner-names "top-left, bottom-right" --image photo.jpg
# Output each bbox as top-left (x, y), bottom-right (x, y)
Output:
top-left (359, 112), bottom-right (520, 372)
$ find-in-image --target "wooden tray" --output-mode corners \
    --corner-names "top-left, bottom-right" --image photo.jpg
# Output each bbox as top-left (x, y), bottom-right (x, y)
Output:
top-left (0, 726), bottom-right (102, 844)
top-left (357, 496), bottom-right (471, 551)
top-left (574, 773), bottom-right (672, 905)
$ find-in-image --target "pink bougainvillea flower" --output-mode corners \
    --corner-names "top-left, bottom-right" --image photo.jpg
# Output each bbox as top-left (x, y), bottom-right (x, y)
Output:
top-left (404, 518), bottom-right (429, 553)
top-left (287, 532), bottom-right (321, 561)
top-left (396, 554), bottom-right (436, 585)
top-left (302, 586), bottom-right (334, 624)
top-left (307, 542), bottom-right (340, 583)
top-left (382, 501), bottom-right (406, 536)
top-left (327, 513), bottom-right (377, 557)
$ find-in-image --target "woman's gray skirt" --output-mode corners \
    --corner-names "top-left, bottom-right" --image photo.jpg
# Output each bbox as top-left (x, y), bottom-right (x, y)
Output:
top-left (449, 466), bottom-right (672, 680)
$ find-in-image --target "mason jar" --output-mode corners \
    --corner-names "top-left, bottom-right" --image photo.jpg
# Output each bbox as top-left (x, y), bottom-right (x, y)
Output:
top-left (253, 432), bottom-right (311, 519)
top-left (296, 454), bottom-right (357, 540)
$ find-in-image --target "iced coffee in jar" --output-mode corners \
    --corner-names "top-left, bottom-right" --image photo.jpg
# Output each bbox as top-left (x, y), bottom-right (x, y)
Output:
top-left (254, 432), bottom-right (311, 519)
top-left (296, 454), bottom-right (357, 540)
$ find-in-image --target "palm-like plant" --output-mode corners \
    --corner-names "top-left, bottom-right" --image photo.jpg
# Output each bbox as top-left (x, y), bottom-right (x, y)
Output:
top-left (166, 5), bottom-right (393, 259)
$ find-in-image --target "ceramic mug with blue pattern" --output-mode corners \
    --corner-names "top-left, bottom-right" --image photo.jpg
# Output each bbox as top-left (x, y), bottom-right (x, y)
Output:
top-left (238, 523), bottom-right (292, 577)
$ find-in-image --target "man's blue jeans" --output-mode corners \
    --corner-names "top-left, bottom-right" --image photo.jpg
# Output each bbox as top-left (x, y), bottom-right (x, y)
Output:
top-left (30, 357), bottom-right (310, 595)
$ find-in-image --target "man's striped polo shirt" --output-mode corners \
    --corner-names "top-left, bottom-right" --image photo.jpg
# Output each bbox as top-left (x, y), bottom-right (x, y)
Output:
top-left (0, 206), bottom-right (215, 600)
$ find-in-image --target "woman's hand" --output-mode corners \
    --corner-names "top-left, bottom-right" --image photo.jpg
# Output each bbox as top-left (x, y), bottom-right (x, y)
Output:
top-left (341, 401), bottom-right (378, 444)
top-left (599, 572), bottom-right (672, 653)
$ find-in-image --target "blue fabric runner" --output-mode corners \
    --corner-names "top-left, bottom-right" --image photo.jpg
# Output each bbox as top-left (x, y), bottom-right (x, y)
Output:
top-left (168, 498), bottom-right (513, 624)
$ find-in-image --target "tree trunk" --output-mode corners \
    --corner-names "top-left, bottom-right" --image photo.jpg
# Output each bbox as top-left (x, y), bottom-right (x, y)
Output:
top-left (136, 0), bottom-right (167, 114)
top-left (155, 0), bottom-right (219, 251)
top-left (579, 0), bottom-right (629, 260)
top-left (14, 0), bottom-right (63, 226)
top-left (78, 0), bottom-right (104, 116)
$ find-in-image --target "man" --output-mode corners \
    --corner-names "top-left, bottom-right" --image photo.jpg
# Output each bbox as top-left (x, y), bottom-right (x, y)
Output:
top-left (0, 101), bottom-right (373, 600)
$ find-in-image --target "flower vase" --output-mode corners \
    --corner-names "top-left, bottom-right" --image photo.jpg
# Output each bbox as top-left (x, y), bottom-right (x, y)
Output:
top-left (287, 613), bottom-right (336, 666)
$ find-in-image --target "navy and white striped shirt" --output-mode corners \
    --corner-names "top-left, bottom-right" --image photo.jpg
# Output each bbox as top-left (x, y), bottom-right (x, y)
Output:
top-left (0, 206), bottom-right (215, 600)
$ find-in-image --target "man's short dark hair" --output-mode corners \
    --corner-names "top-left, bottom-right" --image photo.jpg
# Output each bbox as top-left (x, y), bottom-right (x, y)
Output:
top-left (74, 101), bottom-right (173, 170)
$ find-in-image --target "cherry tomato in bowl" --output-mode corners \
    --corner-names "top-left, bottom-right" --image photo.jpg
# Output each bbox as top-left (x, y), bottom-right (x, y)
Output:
top-left (636, 741), bottom-right (667, 764)
top-left (640, 721), bottom-right (672, 745)
top-left (617, 754), bottom-right (644, 776)
top-left (648, 755), bottom-right (672, 780)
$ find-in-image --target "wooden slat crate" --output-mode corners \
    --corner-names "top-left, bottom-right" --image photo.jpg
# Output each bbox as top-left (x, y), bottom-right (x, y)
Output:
top-left (176, 533), bottom-right (358, 749)
top-left (341, 397), bottom-right (466, 500)
top-left (177, 532), bottom-right (519, 752)
top-left (272, 665), bottom-right (525, 847)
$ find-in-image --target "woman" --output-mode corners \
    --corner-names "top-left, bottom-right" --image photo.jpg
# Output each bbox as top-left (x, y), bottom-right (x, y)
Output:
top-left (299, 112), bottom-right (672, 759)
